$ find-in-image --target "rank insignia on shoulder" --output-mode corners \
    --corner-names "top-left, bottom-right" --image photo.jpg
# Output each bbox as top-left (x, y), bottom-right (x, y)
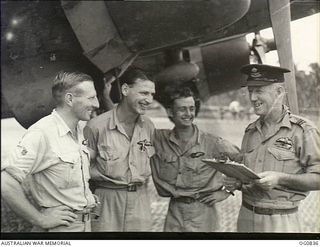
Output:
top-left (137, 139), bottom-right (152, 152)
top-left (190, 152), bottom-right (205, 158)
top-left (274, 137), bottom-right (293, 150)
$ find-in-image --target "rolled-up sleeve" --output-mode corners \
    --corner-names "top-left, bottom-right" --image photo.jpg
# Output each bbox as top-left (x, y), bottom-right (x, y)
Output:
top-left (214, 137), bottom-right (241, 160)
top-left (301, 127), bottom-right (320, 174)
top-left (2, 129), bottom-right (46, 183)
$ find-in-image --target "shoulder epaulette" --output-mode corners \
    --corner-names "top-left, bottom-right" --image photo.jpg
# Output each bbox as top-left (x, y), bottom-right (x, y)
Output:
top-left (289, 114), bottom-right (312, 130)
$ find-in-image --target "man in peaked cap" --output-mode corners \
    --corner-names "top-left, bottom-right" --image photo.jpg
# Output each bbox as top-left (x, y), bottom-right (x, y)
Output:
top-left (240, 64), bottom-right (290, 86)
top-left (223, 64), bottom-right (320, 232)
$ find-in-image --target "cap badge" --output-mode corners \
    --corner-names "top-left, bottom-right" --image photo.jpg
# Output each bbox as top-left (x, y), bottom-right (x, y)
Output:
top-left (251, 67), bottom-right (262, 78)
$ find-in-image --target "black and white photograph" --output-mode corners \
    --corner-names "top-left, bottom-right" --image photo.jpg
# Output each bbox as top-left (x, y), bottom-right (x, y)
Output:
top-left (1, 0), bottom-right (319, 241)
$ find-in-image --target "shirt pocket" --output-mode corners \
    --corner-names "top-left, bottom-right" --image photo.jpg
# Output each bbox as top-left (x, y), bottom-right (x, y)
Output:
top-left (54, 152), bottom-right (83, 189)
top-left (181, 160), bottom-right (201, 189)
top-left (97, 145), bottom-right (122, 177)
top-left (98, 145), bottom-right (120, 162)
top-left (268, 147), bottom-right (297, 173)
top-left (158, 153), bottom-right (178, 183)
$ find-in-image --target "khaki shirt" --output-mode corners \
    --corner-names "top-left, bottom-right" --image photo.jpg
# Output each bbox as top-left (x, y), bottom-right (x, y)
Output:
top-left (151, 125), bottom-right (240, 198)
top-left (241, 107), bottom-right (320, 207)
top-left (84, 106), bottom-right (155, 186)
top-left (2, 110), bottom-right (96, 211)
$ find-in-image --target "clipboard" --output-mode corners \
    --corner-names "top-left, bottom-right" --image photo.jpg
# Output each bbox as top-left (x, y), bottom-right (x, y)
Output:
top-left (202, 158), bottom-right (260, 183)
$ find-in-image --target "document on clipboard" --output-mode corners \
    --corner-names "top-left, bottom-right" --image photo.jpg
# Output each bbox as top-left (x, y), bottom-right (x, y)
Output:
top-left (202, 158), bottom-right (260, 183)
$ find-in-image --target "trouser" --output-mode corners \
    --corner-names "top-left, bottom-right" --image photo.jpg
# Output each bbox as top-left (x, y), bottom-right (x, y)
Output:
top-left (237, 204), bottom-right (302, 232)
top-left (91, 184), bottom-right (152, 231)
top-left (164, 198), bottom-right (219, 232)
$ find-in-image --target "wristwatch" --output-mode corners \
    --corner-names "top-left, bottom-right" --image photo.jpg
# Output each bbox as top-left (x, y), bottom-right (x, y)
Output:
top-left (221, 186), bottom-right (235, 196)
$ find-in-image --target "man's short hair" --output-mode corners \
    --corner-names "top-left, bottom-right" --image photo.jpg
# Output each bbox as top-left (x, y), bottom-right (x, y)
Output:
top-left (165, 86), bottom-right (201, 117)
top-left (119, 67), bottom-right (151, 86)
top-left (52, 71), bottom-right (93, 105)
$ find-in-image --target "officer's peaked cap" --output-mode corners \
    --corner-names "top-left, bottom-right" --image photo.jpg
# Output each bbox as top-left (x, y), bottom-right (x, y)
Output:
top-left (240, 64), bottom-right (290, 87)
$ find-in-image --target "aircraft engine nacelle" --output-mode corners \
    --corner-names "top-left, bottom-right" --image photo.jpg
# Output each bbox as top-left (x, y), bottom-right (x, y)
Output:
top-left (199, 36), bottom-right (250, 98)
top-left (1, 54), bottom-right (105, 129)
top-left (153, 36), bottom-right (250, 105)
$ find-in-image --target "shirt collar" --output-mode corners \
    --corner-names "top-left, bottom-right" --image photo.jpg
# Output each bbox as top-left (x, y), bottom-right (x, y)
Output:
top-left (248, 105), bottom-right (292, 131)
top-left (109, 106), bottom-right (118, 130)
top-left (108, 104), bottom-right (145, 130)
top-left (169, 124), bottom-right (200, 145)
top-left (279, 105), bottom-right (292, 129)
top-left (52, 109), bottom-right (79, 137)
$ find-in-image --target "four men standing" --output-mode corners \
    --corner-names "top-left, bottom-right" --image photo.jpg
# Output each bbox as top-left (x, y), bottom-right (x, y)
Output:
top-left (1, 65), bottom-right (319, 233)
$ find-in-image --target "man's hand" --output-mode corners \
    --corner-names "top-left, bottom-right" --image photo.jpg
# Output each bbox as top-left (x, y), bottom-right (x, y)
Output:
top-left (254, 171), bottom-right (285, 191)
top-left (100, 77), bottom-right (115, 111)
top-left (222, 174), bottom-right (242, 192)
top-left (242, 183), bottom-right (265, 198)
top-left (102, 77), bottom-right (113, 99)
top-left (198, 190), bottom-right (230, 206)
top-left (39, 205), bottom-right (77, 229)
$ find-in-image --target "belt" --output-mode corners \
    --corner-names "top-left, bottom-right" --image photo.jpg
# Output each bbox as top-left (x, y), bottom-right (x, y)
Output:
top-left (73, 211), bottom-right (91, 222)
top-left (172, 196), bottom-right (197, 204)
top-left (127, 184), bottom-right (138, 192)
top-left (96, 183), bottom-right (142, 192)
top-left (242, 200), bottom-right (298, 215)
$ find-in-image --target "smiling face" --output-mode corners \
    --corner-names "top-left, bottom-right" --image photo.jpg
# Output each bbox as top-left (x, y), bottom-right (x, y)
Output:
top-left (123, 78), bottom-right (155, 115)
top-left (248, 84), bottom-right (281, 117)
top-left (68, 80), bottom-right (99, 121)
top-left (169, 96), bottom-right (195, 128)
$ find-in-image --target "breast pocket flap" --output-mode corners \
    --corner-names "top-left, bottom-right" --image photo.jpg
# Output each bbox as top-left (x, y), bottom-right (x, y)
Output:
top-left (268, 147), bottom-right (295, 161)
top-left (98, 150), bottom-right (120, 162)
top-left (56, 152), bottom-right (78, 164)
top-left (184, 161), bottom-right (198, 171)
top-left (159, 153), bottom-right (177, 163)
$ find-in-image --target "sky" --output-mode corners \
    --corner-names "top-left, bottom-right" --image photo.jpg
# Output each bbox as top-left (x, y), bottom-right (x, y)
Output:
top-left (246, 13), bottom-right (320, 72)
